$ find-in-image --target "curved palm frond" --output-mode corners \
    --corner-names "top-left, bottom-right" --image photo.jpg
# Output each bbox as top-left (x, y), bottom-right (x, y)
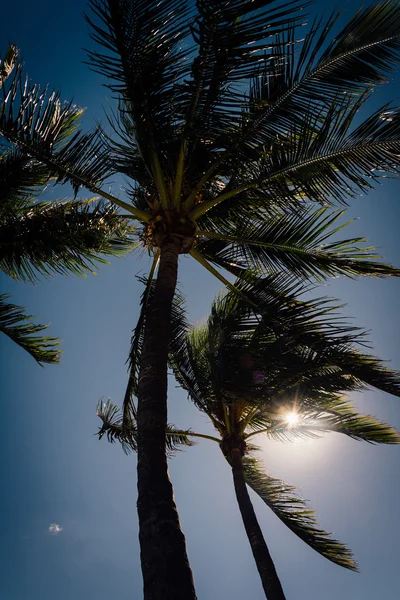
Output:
top-left (242, 455), bottom-right (357, 571)
top-left (0, 294), bottom-right (60, 365)
top-left (197, 207), bottom-right (400, 282)
top-left (0, 197), bottom-right (138, 282)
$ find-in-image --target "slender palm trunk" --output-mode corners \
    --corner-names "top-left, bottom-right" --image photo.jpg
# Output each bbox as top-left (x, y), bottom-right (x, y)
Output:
top-left (136, 239), bottom-right (197, 600)
top-left (231, 448), bottom-right (286, 600)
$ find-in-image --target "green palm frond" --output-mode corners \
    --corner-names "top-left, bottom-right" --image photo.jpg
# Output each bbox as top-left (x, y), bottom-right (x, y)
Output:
top-left (97, 399), bottom-right (193, 454)
top-left (181, 0), bottom-right (306, 136)
top-left (0, 198), bottom-right (137, 282)
top-left (0, 147), bottom-right (50, 210)
top-left (0, 293), bottom-right (60, 365)
top-left (247, 393), bottom-right (400, 444)
top-left (239, 2), bottom-right (400, 152)
top-left (197, 207), bottom-right (400, 282)
top-left (242, 454), bottom-right (357, 571)
top-left (260, 98), bottom-right (400, 207)
top-left (85, 0), bottom-right (194, 197)
top-left (0, 51), bottom-right (114, 196)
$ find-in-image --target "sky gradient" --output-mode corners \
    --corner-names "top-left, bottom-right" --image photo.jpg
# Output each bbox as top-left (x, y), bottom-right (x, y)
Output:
top-left (1, 2), bottom-right (400, 599)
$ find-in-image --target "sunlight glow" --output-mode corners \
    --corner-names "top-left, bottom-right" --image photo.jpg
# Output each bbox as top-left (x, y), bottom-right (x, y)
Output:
top-left (285, 412), bottom-right (300, 427)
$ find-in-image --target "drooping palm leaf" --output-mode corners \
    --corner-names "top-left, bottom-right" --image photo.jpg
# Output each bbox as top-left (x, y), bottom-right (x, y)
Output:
top-left (0, 294), bottom-right (60, 365)
top-left (242, 454), bottom-right (357, 571)
top-left (0, 198), bottom-right (137, 282)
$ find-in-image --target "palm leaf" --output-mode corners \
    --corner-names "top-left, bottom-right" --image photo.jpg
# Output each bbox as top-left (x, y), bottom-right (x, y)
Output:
top-left (0, 146), bottom-right (50, 211)
top-left (197, 207), bottom-right (400, 282)
top-left (97, 399), bottom-right (193, 455)
top-left (0, 51), bottom-right (114, 196)
top-left (242, 454), bottom-right (357, 571)
top-left (252, 395), bottom-right (400, 444)
top-left (0, 45), bottom-right (18, 86)
top-left (85, 0), bottom-right (194, 196)
top-left (238, 2), bottom-right (400, 152)
top-left (0, 198), bottom-right (137, 282)
top-left (0, 293), bottom-right (60, 365)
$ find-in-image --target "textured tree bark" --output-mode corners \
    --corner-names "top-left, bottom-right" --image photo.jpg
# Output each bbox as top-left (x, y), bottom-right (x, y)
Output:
top-left (231, 448), bottom-right (286, 600)
top-left (136, 239), bottom-right (197, 600)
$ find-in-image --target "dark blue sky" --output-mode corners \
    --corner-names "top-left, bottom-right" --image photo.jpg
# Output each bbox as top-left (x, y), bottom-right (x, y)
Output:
top-left (1, 2), bottom-right (400, 599)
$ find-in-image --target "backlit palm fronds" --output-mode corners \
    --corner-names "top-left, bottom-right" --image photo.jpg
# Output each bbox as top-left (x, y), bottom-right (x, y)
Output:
top-left (246, 393), bottom-right (400, 444)
top-left (0, 198), bottom-right (137, 282)
top-left (85, 0), bottom-right (195, 193)
top-left (97, 399), bottom-right (193, 455)
top-left (0, 294), bottom-right (60, 365)
top-left (197, 207), bottom-right (400, 282)
top-left (0, 46), bottom-right (113, 197)
top-left (0, 146), bottom-right (50, 211)
top-left (240, 2), bottom-right (400, 151)
top-left (182, 0), bottom-right (307, 140)
top-left (242, 455), bottom-right (358, 571)
top-left (261, 98), bottom-right (400, 207)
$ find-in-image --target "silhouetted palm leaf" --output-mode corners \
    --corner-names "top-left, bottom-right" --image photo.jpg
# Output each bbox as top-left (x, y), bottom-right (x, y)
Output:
top-left (0, 294), bottom-right (60, 365)
top-left (242, 455), bottom-right (357, 571)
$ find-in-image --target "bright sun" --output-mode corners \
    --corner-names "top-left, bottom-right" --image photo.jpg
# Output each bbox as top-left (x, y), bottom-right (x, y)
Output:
top-left (285, 412), bottom-right (300, 427)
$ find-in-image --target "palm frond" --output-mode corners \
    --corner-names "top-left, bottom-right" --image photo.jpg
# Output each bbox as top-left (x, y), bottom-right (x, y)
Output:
top-left (0, 198), bottom-right (137, 282)
top-left (0, 146), bottom-right (50, 214)
top-left (85, 0), bottom-right (194, 191)
top-left (264, 403), bottom-right (400, 444)
top-left (197, 207), bottom-right (400, 282)
top-left (243, 454), bottom-right (357, 571)
top-left (0, 45), bottom-right (19, 87)
top-left (238, 2), bottom-right (400, 152)
top-left (0, 52), bottom-right (113, 195)
top-left (181, 0), bottom-right (307, 138)
top-left (0, 293), bottom-right (60, 365)
top-left (97, 399), bottom-right (193, 455)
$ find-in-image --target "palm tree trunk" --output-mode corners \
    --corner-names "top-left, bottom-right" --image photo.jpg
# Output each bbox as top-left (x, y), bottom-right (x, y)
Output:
top-left (231, 448), bottom-right (286, 600)
top-left (136, 238), bottom-right (197, 600)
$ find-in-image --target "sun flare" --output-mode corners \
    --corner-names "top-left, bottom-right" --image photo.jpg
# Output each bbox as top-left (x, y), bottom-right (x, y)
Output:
top-left (285, 411), bottom-right (300, 427)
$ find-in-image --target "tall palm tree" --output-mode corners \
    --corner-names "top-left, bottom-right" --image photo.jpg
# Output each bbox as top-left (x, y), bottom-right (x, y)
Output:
top-left (2, 2), bottom-right (400, 596)
top-left (98, 277), bottom-right (400, 599)
top-left (0, 48), bottom-right (136, 363)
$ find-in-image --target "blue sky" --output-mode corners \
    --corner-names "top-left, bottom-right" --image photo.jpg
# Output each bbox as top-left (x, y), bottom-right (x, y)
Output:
top-left (1, 1), bottom-right (400, 599)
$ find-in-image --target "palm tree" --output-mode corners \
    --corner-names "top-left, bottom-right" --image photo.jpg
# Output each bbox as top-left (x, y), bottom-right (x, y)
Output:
top-left (0, 48), bottom-right (136, 363)
top-left (2, 2), bottom-right (400, 596)
top-left (98, 277), bottom-right (400, 599)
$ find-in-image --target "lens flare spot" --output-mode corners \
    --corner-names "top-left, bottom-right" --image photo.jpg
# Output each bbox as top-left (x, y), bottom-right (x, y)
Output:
top-left (285, 412), bottom-right (299, 427)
